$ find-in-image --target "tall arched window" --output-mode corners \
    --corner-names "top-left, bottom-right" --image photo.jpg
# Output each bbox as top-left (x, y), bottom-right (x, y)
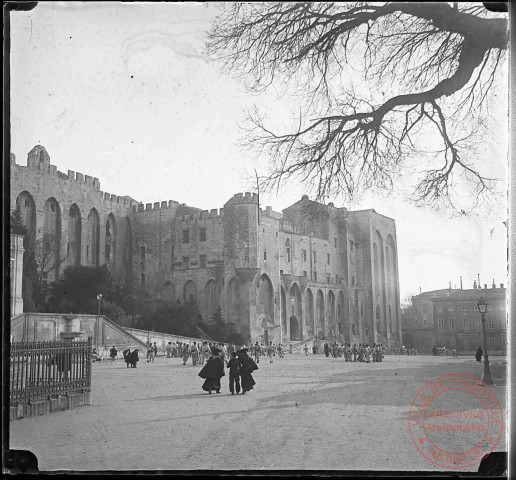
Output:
top-left (105, 214), bottom-right (117, 272)
top-left (258, 274), bottom-right (274, 324)
top-left (204, 280), bottom-right (220, 320)
top-left (68, 204), bottom-right (82, 267)
top-left (87, 208), bottom-right (100, 266)
top-left (43, 197), bottom-right (62, 279)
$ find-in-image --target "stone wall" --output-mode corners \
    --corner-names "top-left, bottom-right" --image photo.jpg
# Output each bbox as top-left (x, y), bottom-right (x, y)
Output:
top-left (11, 146), bottom-right (137, 284)
top-left (11, 145), bottom-right (402, 347)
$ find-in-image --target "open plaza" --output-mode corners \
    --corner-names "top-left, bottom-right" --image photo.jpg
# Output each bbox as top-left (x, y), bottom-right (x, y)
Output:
top-left (9, 352), bottom-right (507, 473)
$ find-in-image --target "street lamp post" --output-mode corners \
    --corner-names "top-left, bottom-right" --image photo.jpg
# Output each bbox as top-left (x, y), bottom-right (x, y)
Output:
top-left (97, 293), bottom-right (102, 348)
top-left (477, 297), bottom-right (493, 385)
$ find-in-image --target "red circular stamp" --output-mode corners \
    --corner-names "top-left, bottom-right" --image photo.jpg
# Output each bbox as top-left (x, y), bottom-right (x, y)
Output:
top-left (408, 374), bottom-right (504, 470)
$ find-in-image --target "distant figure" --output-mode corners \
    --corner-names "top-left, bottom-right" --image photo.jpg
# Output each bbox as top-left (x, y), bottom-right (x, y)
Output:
top-left (289, 344), bottom-right (293, 355)
top-left (191, 342), bottom-right (199, 366)
top-left (324, 343), bottom-right (330, 357)
top-left (303, 344), bottom-right (309, 356)
top-left (452, 348), bottom-right (457, 357)
top-left (475, 346), bottom-right (483, 363)
top-left (109, 346), bottom-right (117, 361)
top-left (254, 342), bottom-right (260, 363)
top-left (182, 343), bottom-right (190, 365)
top-left (312, 345), bottom-right (317, 355)
top-left (267, 342), bottom-right (275, 363)
top-left (198, 347), bottom-right (225, 394)
top-left (166, 342), bottom-right (172, 358)
top-left (146, 342), bottom-right (154, 363)
top-left (432, 345), bottom-right (438, 356)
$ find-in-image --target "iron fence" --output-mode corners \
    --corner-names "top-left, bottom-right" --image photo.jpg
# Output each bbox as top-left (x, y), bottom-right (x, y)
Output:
top-left (10, 340), bottom-right (92, 404)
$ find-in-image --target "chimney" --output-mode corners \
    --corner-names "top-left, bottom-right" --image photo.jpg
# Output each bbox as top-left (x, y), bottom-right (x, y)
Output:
top-left (449, 281), bottom-right (451, 290)
top-left (484, 284), bottom-right (487, 290)
top-left (473, 280), bottom-right (477, 289)
top-left (460, 276), bottom-right (463, 289)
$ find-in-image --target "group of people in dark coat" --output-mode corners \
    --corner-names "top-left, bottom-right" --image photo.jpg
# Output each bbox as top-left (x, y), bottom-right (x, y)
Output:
top-left (198, 346), bottom-right (258, 395)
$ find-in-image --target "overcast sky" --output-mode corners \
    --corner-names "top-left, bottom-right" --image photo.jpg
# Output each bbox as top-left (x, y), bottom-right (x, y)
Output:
top-left (9, 2), bottom-right (508, 301)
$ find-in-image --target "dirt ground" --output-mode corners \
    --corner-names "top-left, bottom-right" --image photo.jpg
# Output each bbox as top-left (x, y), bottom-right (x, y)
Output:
top-left (9, 353), bottom-right (507, 473)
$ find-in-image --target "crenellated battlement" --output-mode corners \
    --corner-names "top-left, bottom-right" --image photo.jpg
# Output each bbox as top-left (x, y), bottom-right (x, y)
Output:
top-left (134, 200), bottom-right (181, 213)
top-left (12, 146), bottom-right (144, 208)
top-left (97, 191), bottom-right (137, 206)
top-left (228, 191), bottom-right (259, 205)
top-left (280, 220), bottom-right (301, 234)
top-left (179, 208), bottom-right (224, 221)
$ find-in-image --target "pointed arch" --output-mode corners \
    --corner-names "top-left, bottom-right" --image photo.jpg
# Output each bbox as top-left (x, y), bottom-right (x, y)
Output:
top-left (305, 288), bottom-right (315, 337)
top-left (68, 203), bottom-right (82, 267)
top-left (327, 290), bottom-right (336, 337)
top-left (184, 280), bottom-right (197, 305)
top-left (227, 278), bottom-right (241, 325)
top-left (290, 282), bottom-right (303, 339)
top-left (105, 213), bottom-right (117, 272)
top-left (315, 289), bottom-right (325, 339)
top-left (43, 197), bottom-right (62, 278)
top-left (87, 208), bottom-right (100, 266)
top-left (161, 281), bottom-right (176, 302)
top-left (123, 217), bottom-right (133, 283)
top-left (257, 273), bottom-right (274, 325)
top-left (15, 191), bottom-right (36, 249)
top-left (204, 279), bottom-right (220, 320)
top-left (281, 286), bottom-right (287, 333)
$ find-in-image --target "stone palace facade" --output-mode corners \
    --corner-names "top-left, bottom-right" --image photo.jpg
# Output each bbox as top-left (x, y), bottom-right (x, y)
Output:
top-left (11, 145), bottom-right (402, 346)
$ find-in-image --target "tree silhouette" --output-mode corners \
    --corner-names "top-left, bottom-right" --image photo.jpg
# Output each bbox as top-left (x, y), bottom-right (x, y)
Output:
top-left (207, 3), bottom-right (507, 214)
top-left (10, 205), bottom-right (28, 236)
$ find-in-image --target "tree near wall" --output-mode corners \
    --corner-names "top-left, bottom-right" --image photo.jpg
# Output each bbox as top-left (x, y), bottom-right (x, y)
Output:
top-left (48, 265), bottom-right (116, 314)
top-left (207, 3), bottom-right (507, 214)
top-left (10, 206), bottom-right (37, 311)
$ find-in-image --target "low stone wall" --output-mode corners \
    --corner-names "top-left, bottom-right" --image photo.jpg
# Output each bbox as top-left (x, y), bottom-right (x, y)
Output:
top-left (10, 392), bottom-right (91, 422)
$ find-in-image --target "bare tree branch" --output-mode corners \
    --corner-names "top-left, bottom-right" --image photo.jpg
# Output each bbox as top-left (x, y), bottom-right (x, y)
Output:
top-left (207, 2), bottom-right (507, 214)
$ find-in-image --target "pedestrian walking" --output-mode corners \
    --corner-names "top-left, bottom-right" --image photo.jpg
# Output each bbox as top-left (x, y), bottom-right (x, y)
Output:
top-left (166, 342), bottom-right (172, 358)
top-left (198, 347), bottom-right (225, 394)
top-left (475, 346), bottom-right (483, 363)
top-left (226, 351), bottom-right (241, 395)
top-left (267, 342), bottom-right (274, 363)
top-left (199, 341), bottom-right (209, 365)
top-left (182, 343), bottom-right (190, 365)
top-left (237, 348), bottom-right (258, 394)
top-left (109, 346), bottom-right (117, 361)
top-left (153, 342), bottom-right (158, 357)
top-left (254, 342), bottom-right (260, 363)
top-left (191, 341), bottom-right (199, 366)
top-left (303, 344), bottom-right (309, 356)
top-left (147, 342), bottom-right (155, 363)
top-left (352, 344), bottom-right (358, 362)
top-left (101, 344), bottom-right (109, 360)
top-left (324, 343), bottom-right (330, 357)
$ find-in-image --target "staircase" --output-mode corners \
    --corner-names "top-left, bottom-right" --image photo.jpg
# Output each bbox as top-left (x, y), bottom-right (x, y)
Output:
top-left (285, 337), bottom-right (316, 353)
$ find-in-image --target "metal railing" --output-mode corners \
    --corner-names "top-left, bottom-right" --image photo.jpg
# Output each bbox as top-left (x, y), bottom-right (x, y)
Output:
top-left (10, 340), bottom-right (92, 404)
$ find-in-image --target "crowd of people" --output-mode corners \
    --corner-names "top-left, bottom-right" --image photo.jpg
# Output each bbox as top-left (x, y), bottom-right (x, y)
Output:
top-left (317, 342), bottom-right (386, 363)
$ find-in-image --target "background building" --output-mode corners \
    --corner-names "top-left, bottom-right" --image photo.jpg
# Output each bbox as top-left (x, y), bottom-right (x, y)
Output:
top-left (11, 145), bottom-right (402, 346)
top-left (404, 282), bottom-right (507, 355)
